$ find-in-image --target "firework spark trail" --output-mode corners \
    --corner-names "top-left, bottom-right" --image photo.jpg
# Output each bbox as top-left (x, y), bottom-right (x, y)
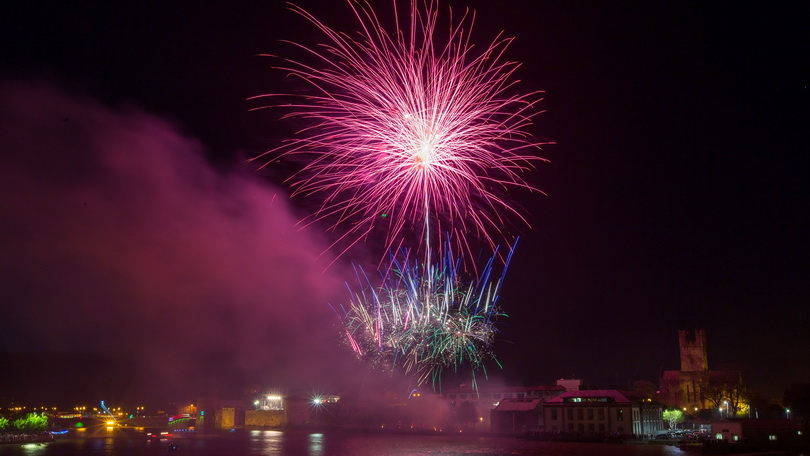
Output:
top-left (251, 0), bottom-right (548, 263)
top-left (337, 240), bottom-right (516, 387)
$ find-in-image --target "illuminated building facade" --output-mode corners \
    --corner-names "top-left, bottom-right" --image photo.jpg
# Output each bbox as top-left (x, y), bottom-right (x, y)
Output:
top-left (541, 390), bottom-right (664, 438)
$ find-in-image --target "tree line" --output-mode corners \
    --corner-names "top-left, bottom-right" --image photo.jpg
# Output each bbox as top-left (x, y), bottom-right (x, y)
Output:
top-left (0, 413), bottom-right (48, 434)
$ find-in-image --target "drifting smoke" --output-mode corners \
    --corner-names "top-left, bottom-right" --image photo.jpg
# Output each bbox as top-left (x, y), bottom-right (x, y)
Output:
top-left (0, 81), bottom-right (358, 401)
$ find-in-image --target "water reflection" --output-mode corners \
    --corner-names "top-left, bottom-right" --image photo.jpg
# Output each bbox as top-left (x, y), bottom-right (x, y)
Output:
top-left (19, 443), bottom-right (47, 455)
top-left (85, 437), bottom-right (118, 455)
top-left (308, 433), bottom-right (323, 456)
top-left (250, 429), bottom-right (284, 455)
top-left (0, 432), bottom-right (695, 456)
top-left (248, 430), bottom-right (326, 456)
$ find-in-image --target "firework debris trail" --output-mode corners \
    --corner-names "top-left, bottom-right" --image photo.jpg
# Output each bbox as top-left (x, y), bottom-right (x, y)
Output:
top-left (256, 0), bottom-right (547, 387)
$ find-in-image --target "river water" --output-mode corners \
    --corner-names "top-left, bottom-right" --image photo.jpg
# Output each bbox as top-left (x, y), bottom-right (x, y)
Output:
top-left (0, 430), bottom-right (691, 456)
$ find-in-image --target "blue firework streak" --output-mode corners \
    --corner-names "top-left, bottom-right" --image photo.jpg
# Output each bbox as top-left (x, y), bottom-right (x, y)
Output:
top-left (337, 239), bottom-right (516, 388)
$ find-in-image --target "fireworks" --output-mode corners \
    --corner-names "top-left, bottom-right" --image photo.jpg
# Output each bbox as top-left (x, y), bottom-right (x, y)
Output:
top-left (259, 0), bottom-right (547, 388)
top-left (336, 242), bottom-right (514, 387)
top-left (251, 0), bottom-right (547, 259)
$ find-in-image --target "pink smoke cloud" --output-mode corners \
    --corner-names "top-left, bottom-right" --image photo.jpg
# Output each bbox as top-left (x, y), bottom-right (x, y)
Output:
top-left (0, 81), bottom-right (356, 397)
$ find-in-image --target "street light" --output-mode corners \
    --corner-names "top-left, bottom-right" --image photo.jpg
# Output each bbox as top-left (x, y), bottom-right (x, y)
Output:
top-left (786, 408), bottom-right (791, 420)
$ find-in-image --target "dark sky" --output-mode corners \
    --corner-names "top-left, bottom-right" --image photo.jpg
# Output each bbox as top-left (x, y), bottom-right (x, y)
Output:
top-left (1, 0), bottom-right (807, 404)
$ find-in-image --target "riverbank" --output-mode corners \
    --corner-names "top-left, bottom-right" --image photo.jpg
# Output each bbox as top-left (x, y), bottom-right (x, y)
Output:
top-left (0, 432), bottom-right (54, 444)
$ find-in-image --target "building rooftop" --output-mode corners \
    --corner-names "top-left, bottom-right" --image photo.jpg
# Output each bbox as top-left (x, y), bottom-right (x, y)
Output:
top-left (493, 398), bottom-right (543, 412)
top-left (714, 418), bottom-right (800, 431)
top-left (544, 390), bottom-right (637, 404)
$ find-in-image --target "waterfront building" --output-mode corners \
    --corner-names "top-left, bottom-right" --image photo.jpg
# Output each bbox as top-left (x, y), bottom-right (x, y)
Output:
top-left (711, 418), bottom-right (800, 444)
top-left (442, 383), bottom-right (566, 430)
top-left (541, 390), bottom-right (664, 438)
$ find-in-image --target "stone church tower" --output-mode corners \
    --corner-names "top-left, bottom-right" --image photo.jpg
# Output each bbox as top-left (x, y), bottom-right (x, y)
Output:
top-left (660, 329), bottom-right (744, 412)
top-left (659, 329), bottom-right (711, 410)
top-left (679, 329), bottom-right (708, 372)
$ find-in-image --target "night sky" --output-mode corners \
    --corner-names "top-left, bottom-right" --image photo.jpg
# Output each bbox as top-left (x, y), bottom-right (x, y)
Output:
top-left (1, 0), bottom-right (807, 404)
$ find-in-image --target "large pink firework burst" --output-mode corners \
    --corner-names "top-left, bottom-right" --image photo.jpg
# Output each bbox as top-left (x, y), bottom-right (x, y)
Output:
top-left (252, 0), bottom-right (548, 262)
